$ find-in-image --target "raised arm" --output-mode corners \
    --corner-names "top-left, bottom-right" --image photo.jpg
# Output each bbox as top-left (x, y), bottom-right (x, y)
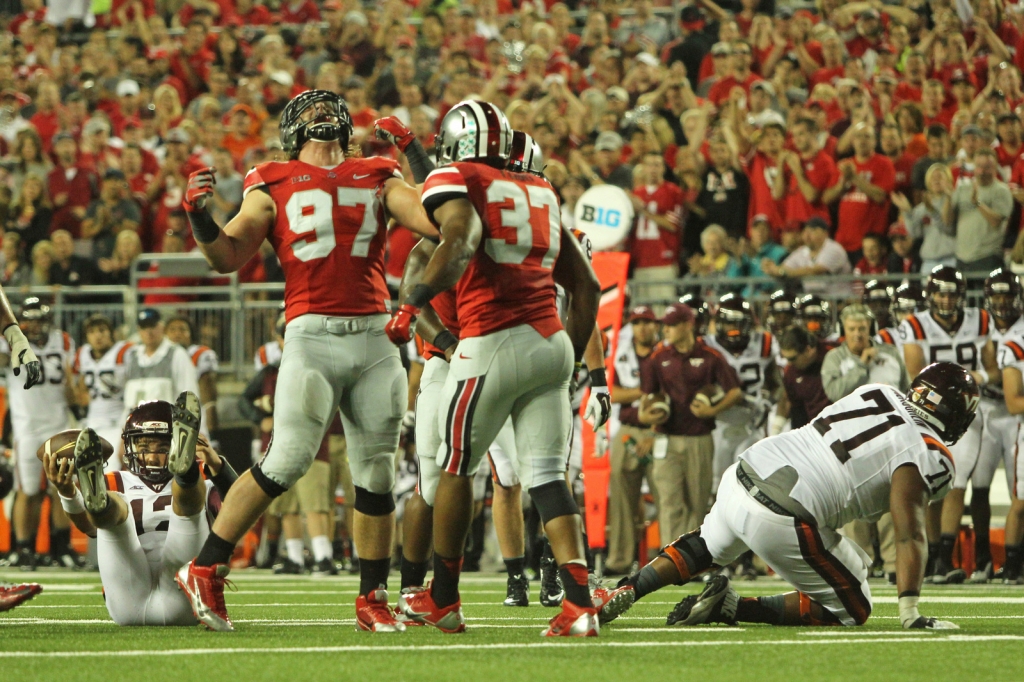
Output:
top-left (382, 178), bottom-right (441, 239)
top-left (185, 168), bottom-right (274, 274)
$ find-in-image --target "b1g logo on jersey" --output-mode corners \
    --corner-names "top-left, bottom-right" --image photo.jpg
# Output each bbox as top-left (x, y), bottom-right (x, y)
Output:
top-left (580, 205), bottom-right (622, 227)
top-left (291, 175), bottom-right (312, 184)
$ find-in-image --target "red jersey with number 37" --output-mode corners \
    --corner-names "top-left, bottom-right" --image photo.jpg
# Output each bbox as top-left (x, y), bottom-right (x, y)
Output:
top-left (243, 157), bottom-right (403, 321)
top-left (421, 162), bottom-right (563, 339)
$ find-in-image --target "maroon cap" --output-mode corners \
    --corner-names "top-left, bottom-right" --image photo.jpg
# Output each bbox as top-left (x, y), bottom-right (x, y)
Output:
top-left (661, 303), bottom-right (695, 326)
top-left (629, 305), bottom-right (657, 322)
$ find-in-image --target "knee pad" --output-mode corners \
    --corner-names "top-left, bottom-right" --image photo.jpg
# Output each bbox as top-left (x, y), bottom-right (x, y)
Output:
top-left (658, 530), bottom-right (714, 583)
top-left (529, 480), bottom-right (578, 523)
top-left (251, 462), bottom-right (289, 499)
top-left (299, 369), bottom-right (335, 427)
top-left (355, 486), bottom-right (396, 516)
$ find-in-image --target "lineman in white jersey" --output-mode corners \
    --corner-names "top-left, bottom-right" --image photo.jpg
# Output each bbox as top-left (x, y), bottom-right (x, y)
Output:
top-left (593, 364), bottom-right (978, 630)
top-left (899, 266), bottom-right (999, 583)
top-left (73, 314), bottom-right (134, 471)
top-left (702, 294), bottom-right (779, 492)
top-left (165, 316), bottom-right (219, 436)
top-left (996, 286), bottom-right (1024, 584)
top-left (43, 395), bottom-right (239, 625)
top-left (0, 298), bottom-right (74, 568)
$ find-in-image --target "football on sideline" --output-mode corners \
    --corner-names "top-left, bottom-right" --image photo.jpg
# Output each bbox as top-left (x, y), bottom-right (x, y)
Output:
top-left (36, 430), bottom-right (114, 463)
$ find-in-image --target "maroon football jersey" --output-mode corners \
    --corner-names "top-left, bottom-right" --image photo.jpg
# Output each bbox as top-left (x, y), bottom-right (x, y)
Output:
top-left (421, 162), bottom-right (563, 339)
top-left (243, 157), bottom-right (403, 321)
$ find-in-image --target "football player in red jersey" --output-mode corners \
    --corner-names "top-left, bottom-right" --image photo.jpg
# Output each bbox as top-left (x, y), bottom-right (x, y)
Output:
top-left (175, 90), bottom-right (438, 633)
top-left (384, 101), bottom-right (601, 637)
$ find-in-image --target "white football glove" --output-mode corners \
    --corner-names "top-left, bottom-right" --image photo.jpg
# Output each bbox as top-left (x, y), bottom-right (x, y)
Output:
top-left (3, 324), bottom-right (41, 389)
top-left (584, 386), bottom-right (611, 429)
top-left (904, 616), bottom-right (959, 630)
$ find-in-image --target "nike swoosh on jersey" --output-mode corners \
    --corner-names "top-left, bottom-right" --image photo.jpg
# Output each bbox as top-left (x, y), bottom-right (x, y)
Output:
top-left (459, 353), bottom-right (471, 359)
top-left (353, 173), bottom-right (370, 179)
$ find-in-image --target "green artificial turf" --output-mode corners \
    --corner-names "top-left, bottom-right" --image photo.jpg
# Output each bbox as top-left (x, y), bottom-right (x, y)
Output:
top-left (2, 570), bottom-right (1023, 682)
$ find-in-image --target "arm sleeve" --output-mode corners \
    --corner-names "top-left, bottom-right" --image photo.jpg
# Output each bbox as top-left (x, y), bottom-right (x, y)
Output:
top-left (207, 457), bottom-right (239, 498)
top-left (820, 347), bottom-right (868, 403)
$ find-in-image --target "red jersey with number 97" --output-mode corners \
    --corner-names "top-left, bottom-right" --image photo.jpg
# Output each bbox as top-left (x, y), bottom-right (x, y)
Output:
top-left (243, 157), bottom-right (403, 321)
top-left (421, 162), bottom-right (563, 339)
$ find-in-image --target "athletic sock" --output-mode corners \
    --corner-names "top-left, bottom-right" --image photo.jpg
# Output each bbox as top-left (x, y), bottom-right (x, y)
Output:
top-left (285, 539), bottom-right (304, 566)
top-left (504, 555), bottom-right (526, 579)
top-left (51, 528), bottom-right (71, 556)
top-left (430, 553), bottom-right (463, 608)
top-left (927, 542), bottom-right (940, 572)
top-left (400, 556), bottom-right (429, 589)
top-left (311, 536), bottom-right (333, 563)
top-left (15, 538), bottom-right (33, 553)
top-left (174, 461), bottom-right (200, 488)
top-left (359, 557), bottom-right (391, 597)
top-left (559, 560), bottom-right (593, 608)
top-left (735, 595), bottom-right (786, 624)
top-left (939, 533), bottom-right (957, 568)
top-left (266, 540), bottom-right (279, 561)
top-left (627, 563), bottom-right (664, 600)
top-left (972, 488), bottom-right (991, 568)
top-left (1005, 544), bottom-right (1022, 579)
top-left (195, 531), bottom-right (236, 567)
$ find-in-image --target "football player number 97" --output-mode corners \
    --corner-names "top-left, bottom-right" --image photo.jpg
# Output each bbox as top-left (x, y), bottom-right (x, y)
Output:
top-left (485, 180), bottom-right (561, 269)
top-left (285, 188), bottom-right (379, 262)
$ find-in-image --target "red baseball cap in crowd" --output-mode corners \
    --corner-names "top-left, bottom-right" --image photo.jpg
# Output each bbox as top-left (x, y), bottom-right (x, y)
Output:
top-left (661, 303), bottom-right (695, 326)
top-left (888, 222), bottom-right (910, 238)
top-left (629, 305), bottom-right (658, 322)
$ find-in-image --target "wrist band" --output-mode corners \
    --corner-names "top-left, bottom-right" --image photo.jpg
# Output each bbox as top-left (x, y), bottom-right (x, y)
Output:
top-left (589, 367), bottom-right (607, 387)
top-left (406, 283), bottom-right (436, 309)
top-left (404, 138), bottom-right (436, 185)
top-left (60, 489), bottom-right (86, 515)
top-left (433, 329), bottom-right (458, 352)
top-left (187, 209), bottom-right (222, 244)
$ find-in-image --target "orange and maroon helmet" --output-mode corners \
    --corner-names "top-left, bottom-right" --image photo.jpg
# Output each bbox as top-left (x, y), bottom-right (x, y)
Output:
top-left (122, 400), bottom-right (174, 485)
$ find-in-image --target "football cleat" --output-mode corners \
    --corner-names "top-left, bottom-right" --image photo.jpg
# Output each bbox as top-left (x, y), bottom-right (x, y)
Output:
top-left (542, 600), bottom-right (599, 637)
top-left (592, 584), bottom-right (635, 624)
top-left (539, 555), bottom-right (564, 607)
top-left (52, 551), bottom-right (89, 570)
top-left (398, 585), bottom-right (466, 633)
top-left (504, 573), bottom-right (529, 607)
top-left (0, 582), bottom-right (42, 611)
top-left (273, 558), bottom-right (305, 575)
top-left (666, 574), bottom-right (739, 626)
top-left (168, 391), bottom-right (201, 476)
top-left (74, 428), bottom-right (109, 515)
top-left (176, 560), bottom-right (234, 632)
top-left (932, 567), bottom-right (966, 585)
top-left (355, 589), bottom-right (406, 633)
top-left (969, 562), bottom-right (993, 584)
top-left (311, 558), bottom-right (338, 576)
top-left (393, 587), bottom-right (426, 626)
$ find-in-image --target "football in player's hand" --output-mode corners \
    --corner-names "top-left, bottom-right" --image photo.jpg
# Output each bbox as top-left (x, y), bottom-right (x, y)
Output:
top-left (693, 384), bottom-right (725, 407)
top-left (644, 392), bottom-right (671, 415)
top-left (36, 430), bottom-right (114, 463)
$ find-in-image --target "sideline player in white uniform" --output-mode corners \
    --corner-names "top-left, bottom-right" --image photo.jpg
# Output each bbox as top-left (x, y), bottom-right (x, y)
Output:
top-left (386, 100), bottom-right (601, 636)
top-left (985, 269), bottom-right (1024, 584)
top-left (43, 394), bottom-right (238, 625)
top-left (864, 280), bottom-right (900, 349)
top-left (165, 316), bottom-right (219, 435)
top-left (176, 89), bottom-right (437, 633)
top-left (594, 363), bottom-right (978, 630)
top-left (73, 314), bottom-right (134, 471)
top-left (702, 294), bottom-right (778, 492)
top-left (254, 302), bottom-right (285, 372)
top-left (899, 266), bottom-right (999, 583)
top-left (0, 298), bottom-right (74, 569)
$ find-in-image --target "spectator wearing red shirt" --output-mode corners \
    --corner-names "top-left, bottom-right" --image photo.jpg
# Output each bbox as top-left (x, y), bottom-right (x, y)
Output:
top-left (629, 151), bottom-right (683, 301)
top-left (169, 20), bottom-right (214, 104)
top-left (28, 81), bottom-right (60, 152)
top-left (279, 0), bottom-right (320, 24)
top-left (995, 113), bottom-right (1024, 181)
top-left (823, 123), bottom-right (896, 263)
top-left (893, 52), bottom-right (927, 104)
top-left (843, 8), bottom-right (886, 59)
top-left (807, 32), bottom-right (846, 88)
top-left (228, 0), bottom-right (273, 25)
top-left (853, 233), bottom-right (890, 277)
top-left (47, 133), bottom-right (97, 239)
top-left (221, 105), bottom-right (263, 167)
top-left (919, 79), bottom-right (954, 130)
top-left (880, 123), bottom-right (915, 198)
top-left (177, 0), bottom-right (232, 26)
top-left (745, 121), bottom-right (787, 233)
top-left (707, 40), bottom-right (763, 106)
top-left (338, 10), bottom-right (379, 79)
top-left (698, 41), bottom-right (733, 95)
top-left (780, 116), bottom-right (838, 231)
top-left (343, 78), bottom-right (380, 143)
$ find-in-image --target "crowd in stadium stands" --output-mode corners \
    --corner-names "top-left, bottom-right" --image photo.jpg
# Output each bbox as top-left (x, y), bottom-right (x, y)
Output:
top-left (1, 0), bottom-right (1023, 298)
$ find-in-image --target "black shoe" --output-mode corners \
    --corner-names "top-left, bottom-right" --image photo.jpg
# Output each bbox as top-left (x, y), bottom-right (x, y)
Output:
top-left (887, 572), bottom-right (897, 585)
top-left (929, 559), bottom-right (953, 584)
top-left (9, 549), bottom-right (36, 572)
top-left (311, 558), bottom-right (338, 576)
top-left (504, 573), bottom-right (529, 607)
top-left (539, 556), bottom-right (563, 607)
top-left (52, 552), bottom-right (88, 570)
top-left (348, 557), bottom-right (360, 575)
top-left (941, 568), bottom-right (967, 584)
top-left (273, 558), bottom-right (304, 575)
top-left (666, 574), bottom-right (739, 626)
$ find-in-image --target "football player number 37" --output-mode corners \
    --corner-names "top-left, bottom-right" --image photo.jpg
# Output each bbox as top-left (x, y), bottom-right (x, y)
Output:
top-left (285, 188), bottom-right (378, 262)
top-left (485, 180), bottom-right (561, 268)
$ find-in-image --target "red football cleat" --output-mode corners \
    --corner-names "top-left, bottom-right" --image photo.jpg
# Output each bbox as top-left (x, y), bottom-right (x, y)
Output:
top-left (356, 589), bottom-right (406, 632)
top-left (543, 600), bottom-right (600, 637)
top-left (397, 585), bottom-right (466, 633)
top-left (591, 584), bottom-right (635, 624)
top-left (394, 587), bottom-right (426, 626)
top-left (175, 560), bottom-right (234, 632)
top-left (0, 582), bottom-right (42, 612)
